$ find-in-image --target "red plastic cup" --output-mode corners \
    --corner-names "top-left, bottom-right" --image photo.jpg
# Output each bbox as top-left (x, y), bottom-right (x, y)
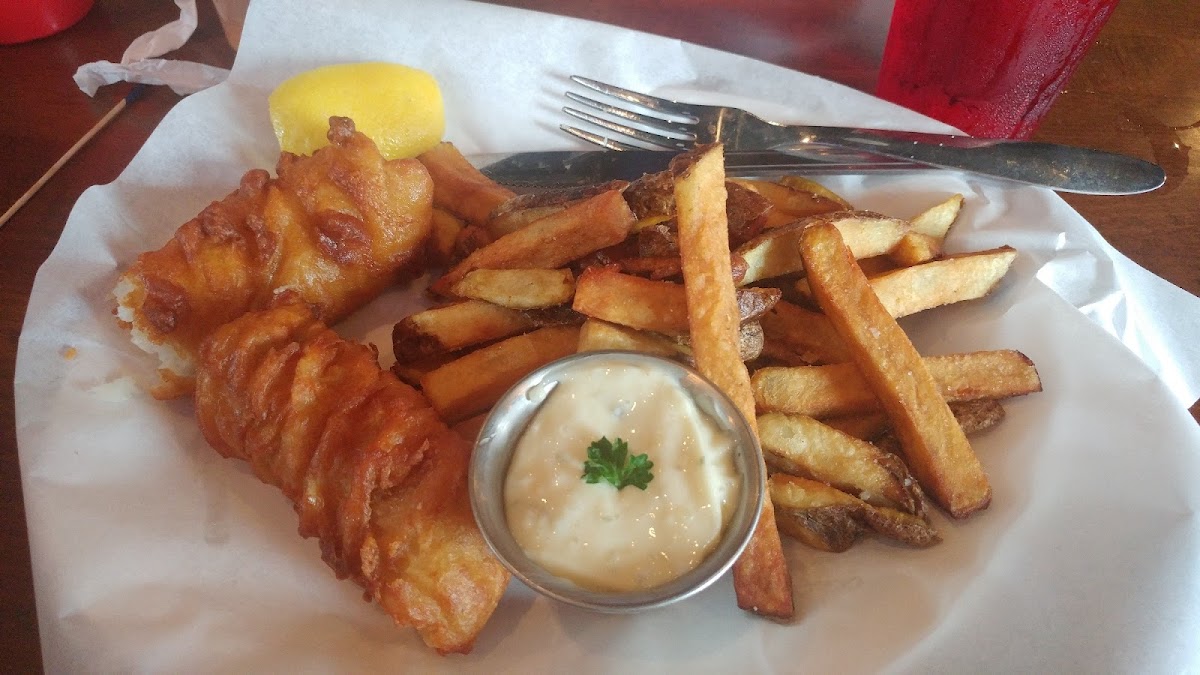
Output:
top-left (876, 0), bottom-right (1119, 139)
top-left (0, 0), bottom-right (94, 45)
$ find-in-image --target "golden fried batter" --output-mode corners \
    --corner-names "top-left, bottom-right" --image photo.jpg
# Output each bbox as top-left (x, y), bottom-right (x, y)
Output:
top-left (194, 300), bottom-right (509, 654)
top-left (116, 117), bottom-right (433, 398)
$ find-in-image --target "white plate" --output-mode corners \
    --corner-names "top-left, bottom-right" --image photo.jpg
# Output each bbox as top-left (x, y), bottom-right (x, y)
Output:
top-left (16, 0), bottom-right (1200, 671)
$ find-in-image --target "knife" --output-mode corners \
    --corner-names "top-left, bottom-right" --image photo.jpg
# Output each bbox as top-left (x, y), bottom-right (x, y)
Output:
top-left (475, 149), bottom-right (923, 189)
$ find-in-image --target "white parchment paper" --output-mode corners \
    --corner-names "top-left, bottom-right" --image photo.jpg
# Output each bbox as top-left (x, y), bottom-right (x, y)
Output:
top-left (16, 0), bottom-right (1200, 672)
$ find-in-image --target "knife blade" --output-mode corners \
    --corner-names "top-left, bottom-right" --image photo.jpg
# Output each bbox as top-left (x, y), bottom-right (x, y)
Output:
top-left (474, 149), bottom-right (923, 189)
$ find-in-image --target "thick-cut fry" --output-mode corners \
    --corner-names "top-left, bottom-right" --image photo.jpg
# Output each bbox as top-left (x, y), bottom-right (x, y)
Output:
top-left (729, 178), bottom-right (846, 219)
top-left (775, 176), bottom-right (853, 210)
top-left (420, 325), bottom-right (581, 423)
top-left (452, 412), bottom-right (490, 443)
top-left (431, 189), bottom-right (635, 295)
top-left (800, 222), bottom-right (991, 518)
top-left (820, 412), bottom-right (891, 442)
top-left (766, 247), bottom-right (1018, 366)
top-left (823, 399), bottom-right (1007, 442)
top-left (576, 318), bottom-right (682, 357)
top-left (752, 349), bottom-right (1042, 418)
top-left (428, 208), bottom-right (465, 267)
top-left (572, 267), bottom-right (690, 334)
top-left (674, 321), bottom-right (765, 364)
top-left (736, 211), bottom-right (910, 285)
top-left (449, 268), bottom-right (575, 309)
top-left (873, 247), bottom-right (1017, 316)
top-left (392, 299), bottom-right (535, 360)
top-left (572, 267), bottom-right (778, 335)
top-left (770, 474), bottom-right (940, 552)
top-left (910, 193), bottom-right (964, 238)
top-left (760, 299), bottom-right (852, 365)
top-left (391, 351), bottom-right (460, 389)
top-left (888, 193), bottom-right (963, 266)
top-left (487, 180), bottom-right (629, 237)
top-left (418, 142), bottom-right (516, 228)
top-left (758, 412), bottom-right (925, 515)
top-left (674, 145), bottom-right (793, 620)
top-left (947, 398), bottom-right (1006, 435)
top-left (887, 232), bottom-right (942, 267)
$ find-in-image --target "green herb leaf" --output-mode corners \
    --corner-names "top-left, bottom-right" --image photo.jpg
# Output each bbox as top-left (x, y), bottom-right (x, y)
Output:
top-left (581, 436), bottom-right (654, 490)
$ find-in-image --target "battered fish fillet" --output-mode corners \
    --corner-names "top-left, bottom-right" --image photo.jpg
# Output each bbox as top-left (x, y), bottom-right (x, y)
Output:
top-left (116, 116), bottom-right (433, 399)
top-left (194, 300), bottom-right (510, 655)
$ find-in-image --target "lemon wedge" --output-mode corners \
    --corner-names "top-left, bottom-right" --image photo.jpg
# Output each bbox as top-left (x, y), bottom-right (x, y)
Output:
top-left (268, 62), bottom-right (445, 160)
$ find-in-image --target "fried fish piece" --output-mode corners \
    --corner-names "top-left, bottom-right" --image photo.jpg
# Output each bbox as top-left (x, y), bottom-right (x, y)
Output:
top-left (194, 300), bottom-right (509, 655)
top-left (116, 116), bottom-right (433, 398)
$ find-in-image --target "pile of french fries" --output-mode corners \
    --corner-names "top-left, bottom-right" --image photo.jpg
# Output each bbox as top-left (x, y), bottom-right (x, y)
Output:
top-left (397, 141), bottom-right (1042, 618)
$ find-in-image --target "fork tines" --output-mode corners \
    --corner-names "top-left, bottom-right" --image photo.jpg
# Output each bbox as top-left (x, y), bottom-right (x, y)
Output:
top-left (562, 76), bottom-right (699, 152)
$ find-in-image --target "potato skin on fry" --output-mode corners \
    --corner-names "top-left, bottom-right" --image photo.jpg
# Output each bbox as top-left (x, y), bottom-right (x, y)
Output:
top-left (799, 222), bottom-right (991, 518)
top-left (770, 474), bottom-right (940, 552)
top-left (392, 299), bottom-right (535, 360)
top-left (673, 145), bottom-right (794, 620)
top-left (420, 325), bottom-right (581, 423)
top-left (752, 350), bottom-right (1042, 418)
top-left (758, 412), bottom-right (925, 515)
top-left (431, 188), bottom-right (635, 295)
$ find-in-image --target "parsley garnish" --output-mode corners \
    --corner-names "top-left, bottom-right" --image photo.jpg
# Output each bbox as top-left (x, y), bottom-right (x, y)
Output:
top-left (581, 436), bottom-right (654, 490)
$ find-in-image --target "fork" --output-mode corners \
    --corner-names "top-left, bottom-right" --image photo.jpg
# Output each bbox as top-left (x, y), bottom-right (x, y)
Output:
top-left (561, 76), bottom-right (1165, 195)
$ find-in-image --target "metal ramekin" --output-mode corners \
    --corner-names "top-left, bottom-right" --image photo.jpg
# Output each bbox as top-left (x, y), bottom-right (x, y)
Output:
top-left (468, 350), bottom-right (765, 613)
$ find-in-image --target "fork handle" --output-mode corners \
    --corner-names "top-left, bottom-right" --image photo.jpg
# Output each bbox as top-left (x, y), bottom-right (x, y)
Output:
top-left (769, 126), bottom-right (1165, 195)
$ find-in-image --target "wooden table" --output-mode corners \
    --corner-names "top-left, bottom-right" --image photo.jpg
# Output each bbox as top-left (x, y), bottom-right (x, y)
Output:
top-left (2, 0), bottom-right (1196, 669)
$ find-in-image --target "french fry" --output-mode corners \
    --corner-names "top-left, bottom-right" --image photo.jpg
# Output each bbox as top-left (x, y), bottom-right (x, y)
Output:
top-left (390, 350), bottom-right (460, 388)
top-left (888, 193), bottom-right (964, 266)
top-left (822, 399), bottom-right (1006, 443)
top-left (453, 224), bottom-right (492, 261)
top-left (431, 189), bottom-right (635, 295)
top-left (575, 318), bottom-right (681, 357)
top-left (871, 247), bottom-right (1017, 317)
top-left (392, 300), bottom-right (535, 360)
top-left (887, 232), bottom-right (942, 267)
top-left (752, 350), bottom-right (1041, 418)
top-left (760, 299), bottom-right (852, 365)
top-left (799, 222), bottom-right (990, 518)
top-left (572, 267), bottom-right (690, 334)
top-left (420, 325), bottom-right (581, 423)
top-left (418, 142), bottom-right (516, 228)
top-left (674, 321), bottom-right (765, 363)
top-left (487, 180), bottom-right (629, 237)
top-left (729, 178), bottom-right (846, 219)
top-left (736, 211), bottom-right (910, 285)
top-left (775, 176), bottom-right (853, 210)
top-left (449, 268), bottom-right (575, 309)
top-left (427, 208), bottom-right (465, 266)
top-left (674, 145), bottom-right (793, 620)
top-left (758, 412), bottom-right (925, 515)
top-left (770, 474), bottom-right (941, 552)
top-left (572, 267), bottom-right (779, 335)
top-left (487, 204), bottom-right (565, 238)
top-left (767, 247), bottom-right (1018, 365)
top-left (947, 398), bottom-right (1006, 435)
top-left (820, 412), bottom-right (891, 442)
top-left (910, 193), bottom-right (964, 238)
top-left (452, 412), bottom-right (490, 443)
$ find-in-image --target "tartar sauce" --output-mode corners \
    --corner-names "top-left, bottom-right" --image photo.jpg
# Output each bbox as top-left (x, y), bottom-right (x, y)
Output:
top-left (503, 358), bottom-right (740, 592)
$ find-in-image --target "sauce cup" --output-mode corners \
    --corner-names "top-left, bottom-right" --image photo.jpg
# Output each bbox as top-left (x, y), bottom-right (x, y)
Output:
top-left (469, 350), bottom-right (765, 613)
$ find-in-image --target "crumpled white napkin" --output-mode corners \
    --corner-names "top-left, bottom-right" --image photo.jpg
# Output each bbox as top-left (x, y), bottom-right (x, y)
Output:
top-left (73, 0), bottom-right (230, 96)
